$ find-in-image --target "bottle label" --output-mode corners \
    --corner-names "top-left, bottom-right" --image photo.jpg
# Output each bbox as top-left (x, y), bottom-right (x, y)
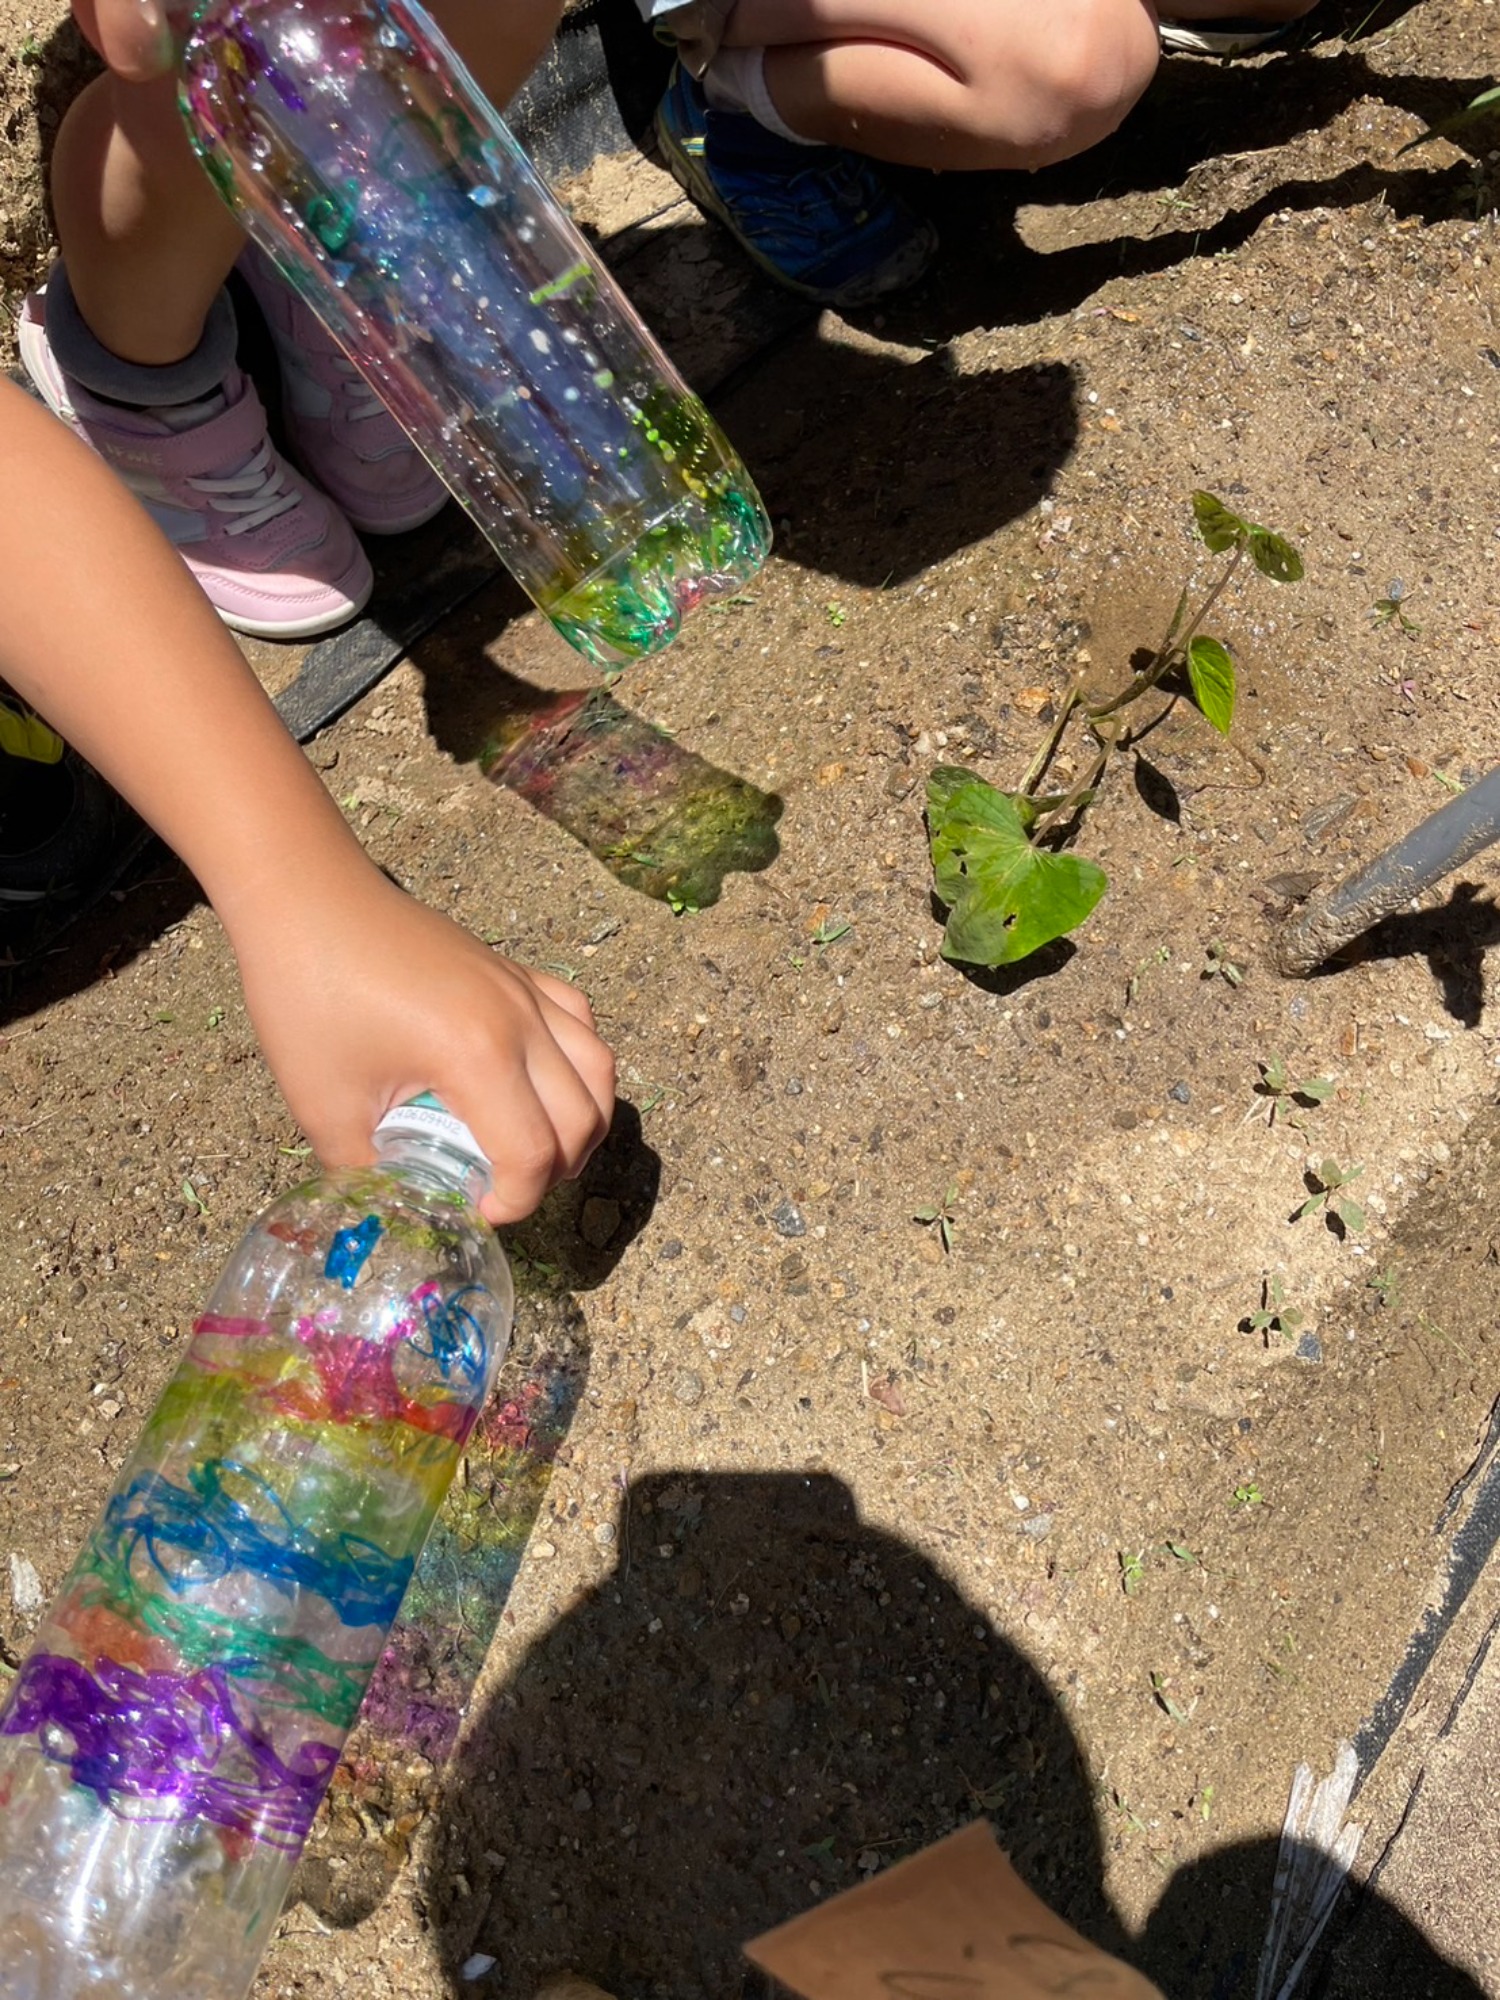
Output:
top-left (374, 1093), bottom-right (489, 1169)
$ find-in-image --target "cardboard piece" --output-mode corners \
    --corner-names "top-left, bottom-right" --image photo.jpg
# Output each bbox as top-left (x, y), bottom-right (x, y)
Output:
top-left (745, 1821), bottom-right (1165, 2000)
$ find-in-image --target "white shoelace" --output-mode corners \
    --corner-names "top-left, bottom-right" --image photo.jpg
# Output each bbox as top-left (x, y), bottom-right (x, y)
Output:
top-left (190, 437), bottom-right (303, 537)
top-left (335, 355), bottom-right (388, 426)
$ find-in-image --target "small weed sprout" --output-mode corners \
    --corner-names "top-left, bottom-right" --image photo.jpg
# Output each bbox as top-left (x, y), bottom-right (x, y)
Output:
top-left (1246, 1274), bottom-right (1305, 1343)
top-left (1369, 1265), bottom-right (1402, 1309)
top-left (1249, 1055), bottom-right (1334, 1127)
top-left (1202, 940), bottom-right (1243, 987)
top-left (913, 1182), bottom-right (959, 1255)
top-left (1150, 1671), bottom-right (1194, 1724)
top-left (1297, 1158), bottom-right (1366, 1234)
top-left (1371, 580), bottom-right (1420, 635)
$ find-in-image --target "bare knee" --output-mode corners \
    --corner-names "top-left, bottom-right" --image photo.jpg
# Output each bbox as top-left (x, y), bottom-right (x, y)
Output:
top-left (957, 0), bottom-right (1160, 171)
top-left (425, 0), bottom-right (565, 105)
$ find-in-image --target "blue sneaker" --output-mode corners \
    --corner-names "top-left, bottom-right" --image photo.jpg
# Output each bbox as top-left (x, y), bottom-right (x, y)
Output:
top-left (653, 64), bottom-right (937, 309)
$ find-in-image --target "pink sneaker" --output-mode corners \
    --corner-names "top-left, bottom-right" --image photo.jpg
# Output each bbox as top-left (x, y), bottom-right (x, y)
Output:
top-left (19, 288), bottom-right (372, 641)
top-left (238, 248), bottom-right (448, 536)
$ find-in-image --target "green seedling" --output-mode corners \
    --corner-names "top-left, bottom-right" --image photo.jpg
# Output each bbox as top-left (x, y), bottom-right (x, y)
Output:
top-left (1126, 944), bottom-right (1171, 1006)
top-left (927, 492), bottom-right (1302, 966)
top-left (1371, 580), bottom-right (1420, 635)
top-left (508, 1246), bottom-right (564, 1294)
top-left (665, 888), bottom-right (700, 917)
top-left (1150, 1672), bottom-right (1193, 1724)
top-left (1246, 1273), bottom-right (1305, 1343)
top-left (913, 1182), bottom-right (959, 1255)
top-left (812, 918), bottom-right (852, 947)
top-left (1249, 1055), bottom-right (1334, 1127)
top-left (1164, 1540), bottom-right (1201, 1568)
top-left (1108, 1787), bottom-right (1151, 1839)
top-left (206, 1006), bottom-right (226, 1030)
top-left (1368, 1265), bottom-right (1402, 1309)
top-left (1202, 940), bottom-right (1243, 987)
top-left (826, 601), bottom-right (848, 629)
top-left (181, 1178), bottom-right (209, 1218)
top-left (1119, 1548), bottom-right (1147, 1597)
top-left (19, 34), bottom-right (43, 63)
top-left (1297, 1158), bottom-right (1366, 1234)
top-left (1231, 1481), bottom-right (1265, 1509)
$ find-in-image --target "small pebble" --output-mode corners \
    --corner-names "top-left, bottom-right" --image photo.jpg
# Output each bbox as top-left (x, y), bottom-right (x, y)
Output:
top-left (1168, 1080), bottom-right (1191, 1105)
top-left (530, 1539), bottom-right (557, 1561)
top-left (460, 1956), bottom-right (497, 1983)
top-left (785, 1078), bottom-right (804, 1097)
top-left (658, 1239), bottom-right (683, 1260)
top-left (579, 1196), bottom-right (622, 1249)
top-left (9, 1554), bottom-right (43, 1619)
top-left (594, 1522), bottom-right (617, 1549)
top-left (672, 1369), bottom-right (705, 1407)
top-left (772, 1199), bottom-right (806, 1238)
top-left (1021, 1513), bottom-right (1055, 1542)
top-left (1295, 1332), bottom-right (1324, 1365)
top-left (572, 1789), bottom-right (594, 1814)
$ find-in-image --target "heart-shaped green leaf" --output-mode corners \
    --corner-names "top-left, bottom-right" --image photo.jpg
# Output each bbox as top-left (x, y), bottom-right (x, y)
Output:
top-left (1192, 492), bottom-right (1247, 554)
top-left (1246, 526), bottom-right (1304, 584)
top-left (927, 765), bottom-right (1073, 838)
top-left (927, 775), bottom-right (1107, 966)
top-left (1186, 636), bottom-right (1236, 735)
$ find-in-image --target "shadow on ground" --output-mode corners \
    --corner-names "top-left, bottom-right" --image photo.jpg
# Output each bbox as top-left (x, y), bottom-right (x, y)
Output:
top-left (412, 613), bottom-right (784, 913)
top-left (1300, 880), bottom-right (1500, 1029)
top-left (429, 1471), bottom-right (1482, 2000)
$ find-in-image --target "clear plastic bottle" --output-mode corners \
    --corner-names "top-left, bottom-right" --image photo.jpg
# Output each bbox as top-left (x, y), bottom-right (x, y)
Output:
top-left (0, 1097), bottom-right (513, 2000)
top-left (176, 0), bottom-right (773, 669)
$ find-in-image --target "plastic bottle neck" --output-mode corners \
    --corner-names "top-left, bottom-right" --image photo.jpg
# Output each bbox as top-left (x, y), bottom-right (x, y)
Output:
top-left (373, 1132), bottom-right (491, 1208)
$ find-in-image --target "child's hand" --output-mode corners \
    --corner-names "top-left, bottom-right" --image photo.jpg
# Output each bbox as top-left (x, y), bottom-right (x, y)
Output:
top-left (230, 868), bottom-right (616, 1225)
top-left (72, 0), bottom-right (176, 81)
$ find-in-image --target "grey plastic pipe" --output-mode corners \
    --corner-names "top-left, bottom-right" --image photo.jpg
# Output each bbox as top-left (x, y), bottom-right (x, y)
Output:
top-left (1279, 766), bottom-right (1500, 975)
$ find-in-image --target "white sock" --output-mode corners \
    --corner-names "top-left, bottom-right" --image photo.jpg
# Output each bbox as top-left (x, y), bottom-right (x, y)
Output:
top-left (701, 45), bottom-right (817, 144)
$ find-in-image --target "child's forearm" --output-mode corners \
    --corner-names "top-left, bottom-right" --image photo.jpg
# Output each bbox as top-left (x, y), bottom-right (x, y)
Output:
top-left (0, 376), bottom-right (368, 943)
top-left (3, 377), bottom-right (615, 1213)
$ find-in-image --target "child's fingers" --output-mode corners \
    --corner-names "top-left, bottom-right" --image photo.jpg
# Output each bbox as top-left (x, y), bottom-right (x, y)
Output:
top-left (471, 1069), bottom-right (585, 1224)
top-left (523, 1028), bottom-right (613, 1165)
top-left (73, 0), bottom-right (175, 79)
top-left (539, 1000), bottom-right (617, 1127)
top-left (529, 966), bottom-right (600, 1024)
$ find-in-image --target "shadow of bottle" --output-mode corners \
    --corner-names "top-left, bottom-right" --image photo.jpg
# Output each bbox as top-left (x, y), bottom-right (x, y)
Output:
top-left (473, 675), bottom-right (783, 912)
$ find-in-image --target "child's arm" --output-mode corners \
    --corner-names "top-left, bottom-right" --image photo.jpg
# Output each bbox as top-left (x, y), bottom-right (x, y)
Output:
top-left (0, 375), bottom-right (615, 1222)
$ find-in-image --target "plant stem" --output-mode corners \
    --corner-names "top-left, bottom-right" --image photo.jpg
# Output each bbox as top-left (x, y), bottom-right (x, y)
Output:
top-left (1085, 546), bottom-right (1245, 723)
top-left (1174, 544), bottom-right (1244, 660)
top-left (1031, 741), bottom-right (1112, 843)
top-left (1019, 686), bottom-right (1080, 795)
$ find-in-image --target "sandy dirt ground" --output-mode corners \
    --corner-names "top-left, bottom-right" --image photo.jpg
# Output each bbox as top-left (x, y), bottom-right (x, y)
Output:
top-left (3, 2), bottom-right (1500, 1996)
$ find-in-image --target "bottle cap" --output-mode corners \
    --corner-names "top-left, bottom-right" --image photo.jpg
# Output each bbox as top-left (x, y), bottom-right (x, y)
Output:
top-left (373, 1092), bottom-right (491, 1172)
